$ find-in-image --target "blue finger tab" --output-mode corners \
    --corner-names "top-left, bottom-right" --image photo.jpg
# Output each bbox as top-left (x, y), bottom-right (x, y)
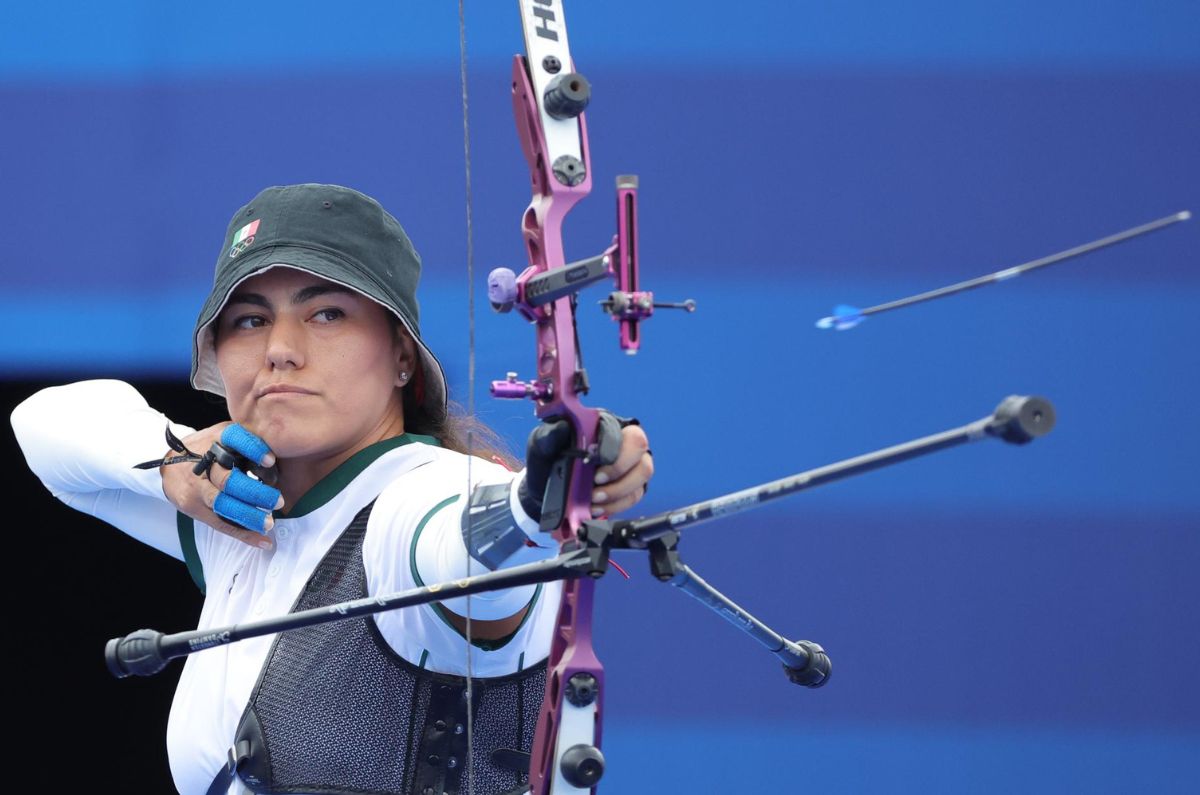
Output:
top-left (220, 424), bottom-right (272, 465)
top-left (213, 492), bottom-right (270, 534)
top-left (225, 469), bottom-right (282, 510)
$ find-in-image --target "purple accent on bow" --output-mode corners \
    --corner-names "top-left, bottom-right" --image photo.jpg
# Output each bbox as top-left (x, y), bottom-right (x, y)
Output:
top-left (504, 47), bottom-right (606, 795)
top-left (488, 267), bottom-right (520, 310)
top-left (491, 373), bottom-right (552, 401)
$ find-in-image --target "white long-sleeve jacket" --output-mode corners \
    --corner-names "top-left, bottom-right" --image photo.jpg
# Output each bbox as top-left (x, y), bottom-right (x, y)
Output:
top-left (11, 380), bottom-right (560, 795)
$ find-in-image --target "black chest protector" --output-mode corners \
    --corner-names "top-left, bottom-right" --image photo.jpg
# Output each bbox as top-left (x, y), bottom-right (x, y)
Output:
top-left (212, 500), bottom-right (546, 795)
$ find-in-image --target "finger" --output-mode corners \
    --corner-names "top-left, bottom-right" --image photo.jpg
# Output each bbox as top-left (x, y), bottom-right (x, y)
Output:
top-left (592, 453), bottom-right (653, 508)
top-left (211, 517), bottom-right (275, 550)
top-left (194, 470), bottom-right (226, 511)
top-left (206, 461), bottom-right (233, 491)
top-left (213, 492), bottom-right (274, 534)
top-left (593, 425), bottom-right (649, 486)
top-left (189, 486), bottom-right (274, 547)
top-left (592, 485), bottom-right (647, 517)
top-left (220, 424), bottom-right (275, 467)
top-left (224, 468), bottom-right (284, 510)
top-left (190, 488), bottom-right (273, 549)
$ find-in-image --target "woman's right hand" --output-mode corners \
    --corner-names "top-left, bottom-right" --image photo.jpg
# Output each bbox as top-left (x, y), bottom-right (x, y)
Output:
top-left (160, 422), bottom-right (283, 550)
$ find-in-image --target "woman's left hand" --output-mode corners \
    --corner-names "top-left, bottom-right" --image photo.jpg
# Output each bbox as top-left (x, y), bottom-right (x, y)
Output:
top-left (591, 423), bottom-right (653, 517)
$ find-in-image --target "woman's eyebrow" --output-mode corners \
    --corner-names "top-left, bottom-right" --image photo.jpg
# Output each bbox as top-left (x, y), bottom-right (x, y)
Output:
top-left (226, 291), bottom-right (270, 309)
top-left (292, 284), bottom-right (356, 304)
top-left (225, 284), bottom-right (355, 309)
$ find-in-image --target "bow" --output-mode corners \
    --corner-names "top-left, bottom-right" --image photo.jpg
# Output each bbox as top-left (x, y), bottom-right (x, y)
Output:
top-left (462, 2), bottom-right (796, 791)
top-left (469, 3), bottom-right (615, 791)
top-left (457, 4), bottom-right (1068, 793)
top-left (458, 1), bottom-right (690, 790)
top-left (105, 4), bottom-right (1072, 793)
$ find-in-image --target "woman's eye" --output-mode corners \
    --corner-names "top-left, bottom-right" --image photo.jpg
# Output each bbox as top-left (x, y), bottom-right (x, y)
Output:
top-left (231, 314), bottom-right (267, 330)
top-left (312, 307), bottom-right (345, 323)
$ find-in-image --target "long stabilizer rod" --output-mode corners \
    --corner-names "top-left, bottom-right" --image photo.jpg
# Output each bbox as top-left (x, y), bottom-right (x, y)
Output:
top-left (614, 395), bottom-right (1055, 546)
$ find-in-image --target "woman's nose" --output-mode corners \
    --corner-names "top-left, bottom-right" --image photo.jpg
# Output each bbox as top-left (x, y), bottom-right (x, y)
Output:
top-left (265, 317), bottom-right (305, 370)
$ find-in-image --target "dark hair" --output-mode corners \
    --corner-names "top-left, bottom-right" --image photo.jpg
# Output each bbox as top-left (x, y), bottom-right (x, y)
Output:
top-left (392, 318), bottom-right (518, 469)
top-left (401, 386), bottom-right (519, 470)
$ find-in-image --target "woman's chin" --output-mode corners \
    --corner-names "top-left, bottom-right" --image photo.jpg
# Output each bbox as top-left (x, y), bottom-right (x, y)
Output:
top-left (259, 432), bottom-right (331, 461)
top-left (235, 416), bottom-right (329, 461)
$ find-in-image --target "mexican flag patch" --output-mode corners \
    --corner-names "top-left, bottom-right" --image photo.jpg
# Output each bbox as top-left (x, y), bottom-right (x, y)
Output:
top-left (229, 219), bottom-right (260, 258)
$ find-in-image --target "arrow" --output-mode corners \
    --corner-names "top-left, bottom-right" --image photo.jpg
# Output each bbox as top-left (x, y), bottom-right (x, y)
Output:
top-left (817, 210), bottom-right (1191, 331)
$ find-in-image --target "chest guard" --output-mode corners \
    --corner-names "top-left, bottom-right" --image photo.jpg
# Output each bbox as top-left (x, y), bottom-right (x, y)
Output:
top-left (221, 500), bottom-right (546, 795)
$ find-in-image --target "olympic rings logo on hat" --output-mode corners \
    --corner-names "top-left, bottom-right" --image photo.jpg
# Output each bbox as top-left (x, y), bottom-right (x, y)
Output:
top-left (229, 219), bottom-right (260, 258)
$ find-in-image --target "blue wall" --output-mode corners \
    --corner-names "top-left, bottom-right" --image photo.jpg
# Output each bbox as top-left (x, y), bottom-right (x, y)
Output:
top-left (2, 2), bottom-right (1197, 791)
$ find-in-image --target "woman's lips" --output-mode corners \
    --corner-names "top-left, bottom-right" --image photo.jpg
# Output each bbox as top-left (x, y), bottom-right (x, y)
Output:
top-left (258, 384), bottom-right (316, 398)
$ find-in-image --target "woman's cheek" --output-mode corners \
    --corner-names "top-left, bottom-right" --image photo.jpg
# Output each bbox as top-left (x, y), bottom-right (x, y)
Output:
top-left (216, 351), bottom-right (256, 405)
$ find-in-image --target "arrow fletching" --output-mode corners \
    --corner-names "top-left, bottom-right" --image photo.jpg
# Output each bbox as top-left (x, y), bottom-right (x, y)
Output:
top-left (816, 304), bottom-right (864, 331)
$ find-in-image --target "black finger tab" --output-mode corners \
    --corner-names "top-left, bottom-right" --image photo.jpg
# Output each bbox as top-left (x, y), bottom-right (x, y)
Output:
top-left (209, 442), bottom-right (242, 471)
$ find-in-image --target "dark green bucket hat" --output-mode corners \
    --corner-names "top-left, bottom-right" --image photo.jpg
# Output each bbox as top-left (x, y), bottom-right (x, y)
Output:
top-left (191, 184), bottom-right (448, 421)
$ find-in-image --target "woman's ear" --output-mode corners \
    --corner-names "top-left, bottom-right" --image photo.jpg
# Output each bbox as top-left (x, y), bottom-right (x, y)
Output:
top-left (393, 327), bottom-right (418, 388)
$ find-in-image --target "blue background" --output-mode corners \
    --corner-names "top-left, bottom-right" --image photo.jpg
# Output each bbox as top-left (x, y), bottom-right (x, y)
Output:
top-left (2, 1), bottom-right (1197, 792)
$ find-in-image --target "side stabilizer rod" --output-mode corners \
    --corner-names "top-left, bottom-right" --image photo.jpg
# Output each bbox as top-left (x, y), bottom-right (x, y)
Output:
top-left (667, 560), bottom-right (830, 688)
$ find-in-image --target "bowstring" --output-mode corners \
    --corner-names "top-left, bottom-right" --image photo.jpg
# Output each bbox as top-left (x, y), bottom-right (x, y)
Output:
top-left (457, 2), bottom-right (477, 793)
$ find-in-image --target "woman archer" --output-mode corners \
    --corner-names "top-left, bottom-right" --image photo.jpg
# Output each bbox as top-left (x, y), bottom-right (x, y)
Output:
top-left (11, 183), bottom-right (652, 795)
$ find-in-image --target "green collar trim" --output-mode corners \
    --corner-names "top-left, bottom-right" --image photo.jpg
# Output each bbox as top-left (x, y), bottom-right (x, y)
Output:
top-left (176, 512), bottom-right (206, 595)
top-left (278, 432), bottom-right (440, 519)
top-left (409, 495), bottom-right (543, 652)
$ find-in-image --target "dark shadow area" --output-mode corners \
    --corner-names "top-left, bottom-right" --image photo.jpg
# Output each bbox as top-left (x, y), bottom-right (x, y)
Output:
top-left (3, 377), bottom-right (229, 791)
